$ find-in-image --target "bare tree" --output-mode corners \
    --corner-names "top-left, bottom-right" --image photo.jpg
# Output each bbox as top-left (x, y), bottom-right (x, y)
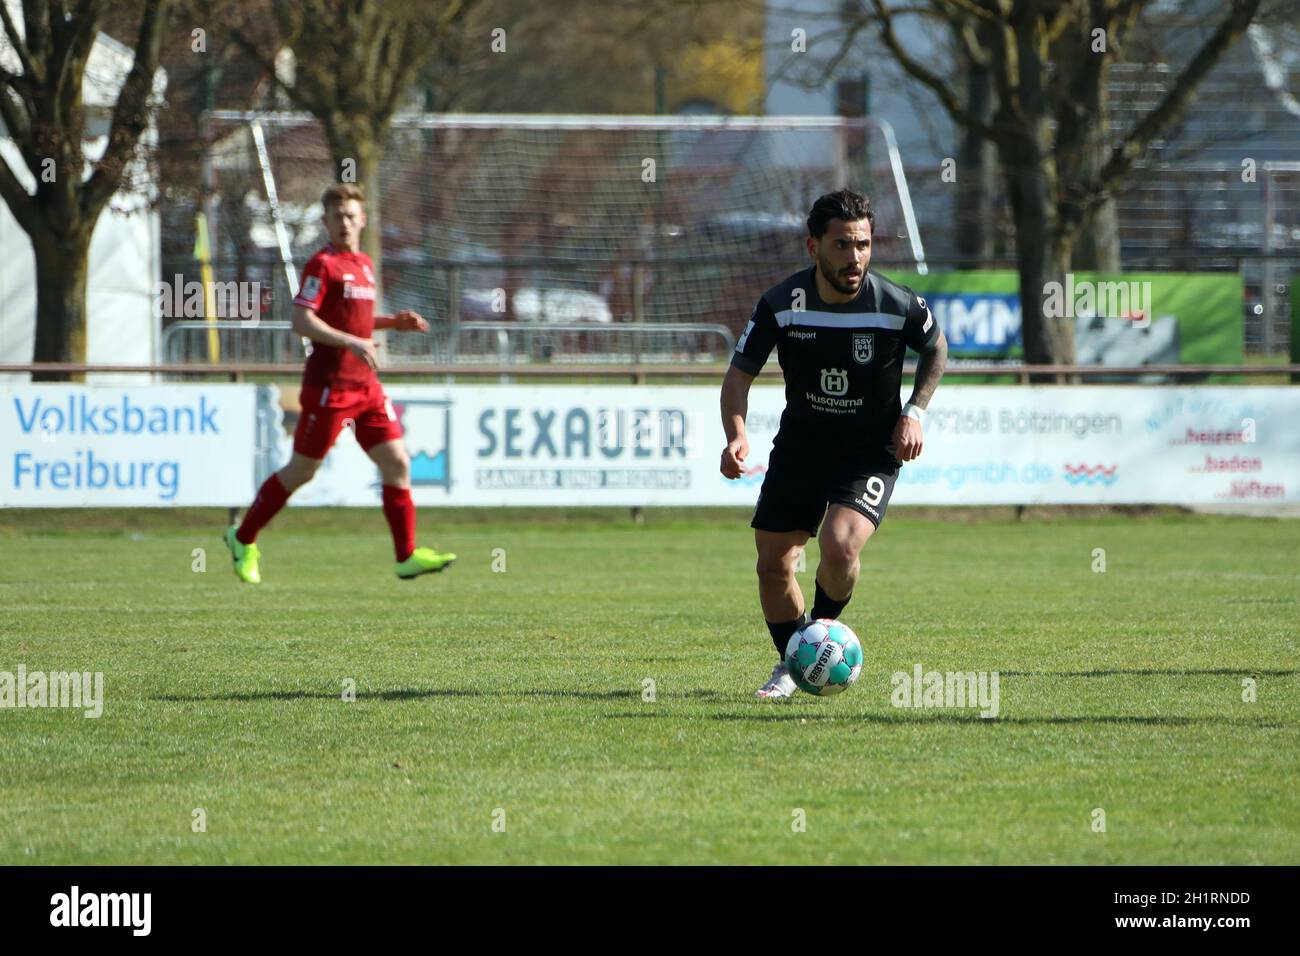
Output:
top-left (851, 0), bottom-right (1263, 366)
top-left (0, 0), bottom-right (172, 378)
top-left (190, 0), bottom-right (478, 290)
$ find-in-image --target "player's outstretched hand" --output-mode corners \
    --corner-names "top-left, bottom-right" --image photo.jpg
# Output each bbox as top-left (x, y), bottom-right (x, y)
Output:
top-left (720, 436), bottom-right (749, 479)
top-left (892, 415), bottom-right (923, 461)
top-left (394, 310), bottom-right (429, 333)
top-left (348, 337), bottom-right (379, 370)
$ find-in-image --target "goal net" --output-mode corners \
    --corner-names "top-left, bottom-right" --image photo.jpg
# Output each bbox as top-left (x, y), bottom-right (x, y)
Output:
top-left (202, 113), bottom-right (927, 364)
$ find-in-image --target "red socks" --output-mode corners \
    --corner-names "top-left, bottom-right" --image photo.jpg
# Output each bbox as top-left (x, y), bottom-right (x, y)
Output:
top-left (236, 474), bottom-right (290, 544)
top-left (238, 476), bottom-right (416, 562)
top-left (382, 485), bottom-right (416, 561)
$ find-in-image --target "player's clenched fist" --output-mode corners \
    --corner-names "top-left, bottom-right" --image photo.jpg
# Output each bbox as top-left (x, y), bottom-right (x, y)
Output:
top-left (891, 415), bottom-right (923, 461)
top-left (393, 310), bottom-right (429, 332)
top-left (720, 436), bottom-right (749, 479)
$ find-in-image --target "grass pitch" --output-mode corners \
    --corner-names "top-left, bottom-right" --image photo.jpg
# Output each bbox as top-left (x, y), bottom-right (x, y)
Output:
top-left (1, 507), bottom-right (1297, 865)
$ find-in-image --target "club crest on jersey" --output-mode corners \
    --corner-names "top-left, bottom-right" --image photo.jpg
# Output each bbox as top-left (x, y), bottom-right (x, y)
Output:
top-left (820, 368), bottom-right (849, 396)
top-left (852, 333), bottom-right (874, 364)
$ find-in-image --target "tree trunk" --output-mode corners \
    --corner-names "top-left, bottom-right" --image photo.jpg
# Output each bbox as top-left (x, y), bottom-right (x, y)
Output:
top-left (956, 23), bottom-right (997, 262)
top-left (1071, 106), bottom-right (1121, 272)
top-left (1000, 147), bottom-right (1052, 368)
top-left (1073, 192), bottom-right (1121, 271)
top-left (1046, 232), bottom-right (1078, 368)
top-left (30, 229), bottom-right (92, 381)
top-left (998, 130), bottom-right (1077, 371)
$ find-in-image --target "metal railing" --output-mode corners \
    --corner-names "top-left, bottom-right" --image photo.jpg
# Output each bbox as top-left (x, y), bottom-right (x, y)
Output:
top-left (6, 362), bottom-right (1298, 384)
top-left (160, 321), bottom-right (306, 365)
top-left (161, 320), bottom-right (736, 367)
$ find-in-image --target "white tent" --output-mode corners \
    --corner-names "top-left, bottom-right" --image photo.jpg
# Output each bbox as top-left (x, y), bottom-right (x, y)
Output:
top-left (0, 2), bottom-right (165, 382)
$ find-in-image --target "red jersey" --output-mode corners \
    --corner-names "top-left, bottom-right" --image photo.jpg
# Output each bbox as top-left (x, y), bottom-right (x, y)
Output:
top-left (293, 244), bottom-right (379, 390)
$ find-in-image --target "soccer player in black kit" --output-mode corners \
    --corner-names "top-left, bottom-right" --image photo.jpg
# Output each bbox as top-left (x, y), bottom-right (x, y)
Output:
top-left (720, 189), bottom-right (949, 698)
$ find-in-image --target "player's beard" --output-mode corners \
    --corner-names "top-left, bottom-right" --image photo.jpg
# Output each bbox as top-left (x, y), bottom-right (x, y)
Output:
top-left (817, 253), bottom-right (865, 297)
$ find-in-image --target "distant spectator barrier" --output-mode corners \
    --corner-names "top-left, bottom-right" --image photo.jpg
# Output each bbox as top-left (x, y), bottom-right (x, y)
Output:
top-left (2, 381), bottom-right (1296, 508)
top-left (276, 385), bottom-right (1299, 508)
top-left (160, 321), bottom-right (735, 367)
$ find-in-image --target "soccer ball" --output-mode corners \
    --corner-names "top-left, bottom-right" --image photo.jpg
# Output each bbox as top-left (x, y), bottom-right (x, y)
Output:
top-left (784, 619), bottom-right (863, 696)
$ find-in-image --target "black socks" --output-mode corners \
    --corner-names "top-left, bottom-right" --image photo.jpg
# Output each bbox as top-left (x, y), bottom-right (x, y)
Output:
top-left (811, 580), bottom-right (851, 623)
top-left (766, 612), bottom-right (809, 657)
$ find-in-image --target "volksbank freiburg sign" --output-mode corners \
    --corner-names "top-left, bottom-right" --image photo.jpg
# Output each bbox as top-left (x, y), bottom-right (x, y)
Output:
top-left (1, 385), bottom-right (256, 506)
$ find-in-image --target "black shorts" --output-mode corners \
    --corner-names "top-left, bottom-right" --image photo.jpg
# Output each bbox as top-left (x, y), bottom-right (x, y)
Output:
top-left (750, 436), bottom-right (899, 535)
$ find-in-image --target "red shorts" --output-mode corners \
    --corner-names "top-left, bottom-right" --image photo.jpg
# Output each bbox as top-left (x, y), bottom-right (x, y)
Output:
top-left (293, 382), bottom-right (403, 459)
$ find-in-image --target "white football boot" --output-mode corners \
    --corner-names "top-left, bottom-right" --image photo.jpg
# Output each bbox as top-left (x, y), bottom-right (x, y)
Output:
top-left (756, 659), bottom-right (798, 699)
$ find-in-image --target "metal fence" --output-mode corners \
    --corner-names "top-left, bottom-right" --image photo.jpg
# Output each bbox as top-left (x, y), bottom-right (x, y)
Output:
top-left (160, 320), bottom-right (735, 367)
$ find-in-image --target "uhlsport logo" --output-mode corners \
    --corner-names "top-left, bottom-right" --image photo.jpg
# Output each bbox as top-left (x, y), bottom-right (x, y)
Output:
top-left (394, 398), bottom-right (452, 491)
top-left (852, 333), bottom-right (874, 364)
top-left (820, 368), bottom-right (849, 396)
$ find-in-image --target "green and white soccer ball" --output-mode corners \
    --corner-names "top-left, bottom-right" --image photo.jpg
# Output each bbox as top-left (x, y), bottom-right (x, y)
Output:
top-left (784, 619), bottom-right (863, 696)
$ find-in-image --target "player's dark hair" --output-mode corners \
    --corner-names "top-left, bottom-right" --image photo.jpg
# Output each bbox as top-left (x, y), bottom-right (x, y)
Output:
top-left (807, 189), bottom-right (874, 238)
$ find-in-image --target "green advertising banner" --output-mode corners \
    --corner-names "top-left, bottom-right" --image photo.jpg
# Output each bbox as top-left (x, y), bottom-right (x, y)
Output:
top-left (1292, 272), bottom-right (1299, 381)
top-left (888, 271), bottom-right (1244, 365)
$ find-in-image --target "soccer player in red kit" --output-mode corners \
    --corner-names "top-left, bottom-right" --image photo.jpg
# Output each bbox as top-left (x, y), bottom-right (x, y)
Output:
top-left (223, 183), bottom-right (456, 583)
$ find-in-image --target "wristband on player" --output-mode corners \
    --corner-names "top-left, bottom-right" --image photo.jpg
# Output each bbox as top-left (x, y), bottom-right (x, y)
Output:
top-left (902, 402), bottom-right (925, 424)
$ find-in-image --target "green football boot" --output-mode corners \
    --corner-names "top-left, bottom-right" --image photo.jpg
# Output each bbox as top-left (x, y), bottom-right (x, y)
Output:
top-left (395, 546), bottom-right (456, 580)
top-left (223, 526), bottom-right (262, 584)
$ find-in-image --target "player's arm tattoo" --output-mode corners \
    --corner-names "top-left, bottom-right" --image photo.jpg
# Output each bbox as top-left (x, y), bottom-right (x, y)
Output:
top-left (907, 331), bottom-right (948, 410)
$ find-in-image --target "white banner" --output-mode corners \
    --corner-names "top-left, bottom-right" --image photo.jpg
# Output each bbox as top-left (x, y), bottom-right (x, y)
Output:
top-left (894, 387), bottom-right (1298, 505)
top-left (278, 385), bottom-right (1300, 507)
top-left (1, 385), bottom-right (257, 506)
top-left (5, 383), bottom-right (1290, 508)
top-left (283, 385), bottom-right (754, 507)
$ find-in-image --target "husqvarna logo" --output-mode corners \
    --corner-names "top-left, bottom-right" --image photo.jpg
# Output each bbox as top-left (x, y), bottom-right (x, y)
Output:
top-left (820, 368), bottom-right (849, 396)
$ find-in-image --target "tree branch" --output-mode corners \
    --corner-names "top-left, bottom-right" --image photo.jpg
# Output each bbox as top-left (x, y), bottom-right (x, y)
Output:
top-left (936, 0), bottom-right (1000, 24)
top-left (82, 0), bottom-right (172, 215)
top-left (1096, 0), bottom-right (1263, 195)
top-left (188, 0), bottom-right (315, 113)
top-left (0, 77), bottom-right (32, 147)
top-left (1044, 0), bottom-right (1087, 45)
top-left (0, 144), bottom-right (39, 234)
top-left (376, 0), bottom-right (471, 122)
top-left (955, 17), bottom-right (992, 68)
top-left (0, 0), bottom-right (40, 81)
top-left (871, 0), bottom-right (998, 140)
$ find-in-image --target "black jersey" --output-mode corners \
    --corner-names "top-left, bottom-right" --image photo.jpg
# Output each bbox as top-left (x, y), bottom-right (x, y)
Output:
top-left (731, 266), bottom-right (941, 453)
